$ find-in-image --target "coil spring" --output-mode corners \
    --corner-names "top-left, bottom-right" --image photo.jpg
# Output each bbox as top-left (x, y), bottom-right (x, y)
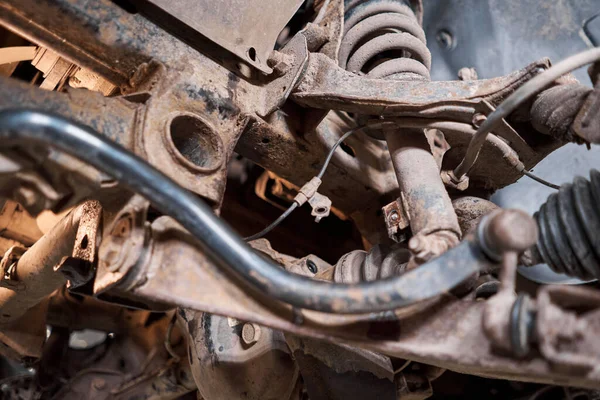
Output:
top-left (339, 0), bottom-right (431, 80)
top-left (533, 169), bottom-right (600, 280)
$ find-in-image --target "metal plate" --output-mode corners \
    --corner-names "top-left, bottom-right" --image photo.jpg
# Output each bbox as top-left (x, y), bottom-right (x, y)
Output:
top-left (137, 0), bottom-right (304, 73)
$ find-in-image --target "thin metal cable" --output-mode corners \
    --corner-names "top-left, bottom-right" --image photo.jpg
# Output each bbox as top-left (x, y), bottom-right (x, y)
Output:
top-left (245, 124), bottom-right (374, 241)
top-left (244, 202), bottom-right (298, 241)
top-left (317, 125), bottom-right (365, 179)
top-left (522, 170), bottom-right (561, 190)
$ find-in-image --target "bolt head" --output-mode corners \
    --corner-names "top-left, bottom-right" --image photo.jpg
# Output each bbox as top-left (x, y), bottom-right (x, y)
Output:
top-left (241, 323), bottom-right (261, 345)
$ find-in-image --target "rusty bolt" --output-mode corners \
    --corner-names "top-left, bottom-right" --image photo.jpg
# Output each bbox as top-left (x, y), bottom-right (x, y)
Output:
top-left (241, 323), bottom-right (261, 345)
top-left (267, 51), bottom-right (292, 77)
top-left (441, 170), bottom-right (469, 191)
top-left (479, 209), bottom-right (538, 261)
top-left (389, 211), bottom-right (399, 222)
top-left (472, 113), bottom-right (487, 128)
top-left (458, 67), bottom-right (478, 81)
top-left (273, 60), bottom-right (291, 77)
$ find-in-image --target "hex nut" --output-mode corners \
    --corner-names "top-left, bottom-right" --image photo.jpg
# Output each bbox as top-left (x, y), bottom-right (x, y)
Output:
top-left (241, 323), bottom-right (261, 345)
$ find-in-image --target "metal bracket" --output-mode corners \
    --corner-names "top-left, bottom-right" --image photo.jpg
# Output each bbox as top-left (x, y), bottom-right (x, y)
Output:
top-left (94, 196), bottom-right (150, 294)
top-left (382, 197), bottom-right (410, 242)
top-left (259, 33), bottom-right (309, 117)
top-left (536, 285), bottom-right (600, 375)
top-left (308, 192), bottom-right (332, 223)
top-left (137, 0), bottom-right (303, 74)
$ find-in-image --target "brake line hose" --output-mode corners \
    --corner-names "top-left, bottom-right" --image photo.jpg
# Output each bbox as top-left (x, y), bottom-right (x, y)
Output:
top-left (0, 109), bottom-right (485, 314)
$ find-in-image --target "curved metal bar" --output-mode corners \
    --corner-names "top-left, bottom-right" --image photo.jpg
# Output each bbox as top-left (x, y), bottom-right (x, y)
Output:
top-left (0, 109), bottom-right (483, 314)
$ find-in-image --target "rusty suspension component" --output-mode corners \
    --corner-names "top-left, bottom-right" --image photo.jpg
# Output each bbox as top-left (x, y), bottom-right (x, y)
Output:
top-left (351, 1), bottom-right (462, 260)
top-left (0, 200), bottom-right (101, 325)
top-left (452, 47), bottom-right (600, 181)
top-left (0, 109), bottom-right (482, 314)
top-left (0, 0), bottom-right (599, 395)
top-left (333, 244), bottom-right (410, 284)
top-left (531, 84), bottom-right (594, 143)
top-left (385, 129), bottom-right (461, 262)
top-left (481, 211), bottom-right (600, 375)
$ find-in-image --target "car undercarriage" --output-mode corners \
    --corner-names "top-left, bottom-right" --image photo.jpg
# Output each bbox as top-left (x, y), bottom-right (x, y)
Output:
top-left (0, 0), bottom-right (599, 399)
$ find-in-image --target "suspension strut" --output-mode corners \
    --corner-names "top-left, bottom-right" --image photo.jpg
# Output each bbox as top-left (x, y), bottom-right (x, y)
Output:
top-left (524, 169), bottom-right (600, 280)
top-left (340, 0), bottom-right (461, 261)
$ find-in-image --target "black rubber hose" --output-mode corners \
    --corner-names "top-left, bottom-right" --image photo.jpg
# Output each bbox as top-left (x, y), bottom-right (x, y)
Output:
top-left (0, 109), bottom-right (484, 314)
top-left (532, 169), bottom-right (600, 280)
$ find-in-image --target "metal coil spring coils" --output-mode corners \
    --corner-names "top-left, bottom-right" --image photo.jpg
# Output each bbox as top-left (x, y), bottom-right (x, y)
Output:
top-left (340, 0), bottom-right (430, 79)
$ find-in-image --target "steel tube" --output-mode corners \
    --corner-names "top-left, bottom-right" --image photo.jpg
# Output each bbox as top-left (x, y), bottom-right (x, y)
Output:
top-left (385, 128), bottom-right (461, 239)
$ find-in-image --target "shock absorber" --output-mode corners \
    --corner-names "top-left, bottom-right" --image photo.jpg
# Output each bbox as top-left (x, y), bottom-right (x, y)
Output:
top-left (339, 0), bottom-right (461, 261)
top-left (525, 169), bottom-right (600, 280)
top-left (339, 0), bottom-right (431, 80)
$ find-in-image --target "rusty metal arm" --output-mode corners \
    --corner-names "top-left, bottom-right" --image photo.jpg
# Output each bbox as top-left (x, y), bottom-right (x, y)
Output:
top-left (385, 128), bottom-right (461, 263)
top-left (98, 217), bottom-right (600, 390)
top-left (0, 75), bottom-right (137, 146)
top-left (291, 52), bottom-right (549, 117)
top-left (0, 200), bottom-right (101, 325)
top-left (288, 51), bottom-right (562, 190)
top-left (0, 46), bottom-right (37, 65)
top-left (452, 47), bottom-right (600, 180)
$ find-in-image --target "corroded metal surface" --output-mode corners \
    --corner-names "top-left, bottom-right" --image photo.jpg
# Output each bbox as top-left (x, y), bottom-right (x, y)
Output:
top-left (138, 0), bottom-right (303, 73)
top-left (385, 128), bottom-right (460, 264)
top-left (292, 54), bottom-right (551, 112)
top-left (0, 200), bottom-right (101, 325)
top-left (0, 0), bottom-right (258, 205)
top-left (181, 310), bottom-right (298, 400)
top-left (90, 215), bottom-right (600, 388)
top-left (0, 0), bottom-right (598, 396)
top-left (236, 112), bottom-right (399, 219)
